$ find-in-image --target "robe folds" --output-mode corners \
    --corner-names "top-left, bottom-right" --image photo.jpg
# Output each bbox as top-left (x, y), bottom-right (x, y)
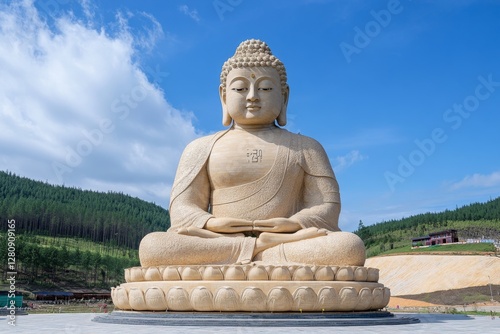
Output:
top-left (169, 127), bottom-right (341, 231)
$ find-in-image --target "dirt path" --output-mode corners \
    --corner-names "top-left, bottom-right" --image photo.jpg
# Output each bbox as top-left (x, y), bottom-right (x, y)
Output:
top-left (388, 296), bottom-right (439, 308)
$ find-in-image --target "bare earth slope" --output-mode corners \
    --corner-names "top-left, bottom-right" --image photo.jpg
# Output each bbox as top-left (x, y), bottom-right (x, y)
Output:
top-left (365, 255), bottom-right (500, 296)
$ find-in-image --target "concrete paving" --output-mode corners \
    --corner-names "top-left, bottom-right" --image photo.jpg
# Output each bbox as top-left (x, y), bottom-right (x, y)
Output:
top-left (3, 312), bottom-right (500, 333)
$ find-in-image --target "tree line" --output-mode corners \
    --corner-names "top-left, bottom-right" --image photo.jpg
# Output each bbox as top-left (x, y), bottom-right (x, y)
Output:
top-left (356, 197), bottom-right (500, 238)
top-left (355, 197), bottom-right (500, 256)
top-left (0, 171), bottom-right (170, 249)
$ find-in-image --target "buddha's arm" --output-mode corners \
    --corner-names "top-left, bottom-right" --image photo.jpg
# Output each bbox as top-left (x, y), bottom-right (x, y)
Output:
top-left (170, 165), bottom-right (254, 234)
top-left (289, 174), bottom-right (341, 231)
top-left (169, 163), bottom-right (214, 230)
top-left (251, 164), bottom-right (338, 252)
top-left (253, 175), bottom-right (340, 233)
top-left (287, 136), bottom-right (341, 231)
top-left (255, 135), bottom-right (341, 232)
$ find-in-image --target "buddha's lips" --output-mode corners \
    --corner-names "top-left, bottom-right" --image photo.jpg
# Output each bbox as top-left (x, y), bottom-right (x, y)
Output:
top-left (246, 105), bottom-right (261, 110)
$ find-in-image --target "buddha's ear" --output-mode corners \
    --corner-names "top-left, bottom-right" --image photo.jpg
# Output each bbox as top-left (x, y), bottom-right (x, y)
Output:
top-left (277, 84), bottom-right (289, 127)
top-left (220, 84), bottom-right (232, 126)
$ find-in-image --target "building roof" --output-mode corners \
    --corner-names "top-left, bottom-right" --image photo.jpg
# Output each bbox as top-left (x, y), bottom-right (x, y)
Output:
top-left (411, 236), bottom-right (430, 242)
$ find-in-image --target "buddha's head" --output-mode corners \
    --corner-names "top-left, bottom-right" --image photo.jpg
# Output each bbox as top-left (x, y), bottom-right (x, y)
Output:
top-left (220, 39), bottom-right (289, 127)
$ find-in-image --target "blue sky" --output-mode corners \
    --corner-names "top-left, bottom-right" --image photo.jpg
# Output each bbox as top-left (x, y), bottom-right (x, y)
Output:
top-left (1, 0), bottom-right (499, 232)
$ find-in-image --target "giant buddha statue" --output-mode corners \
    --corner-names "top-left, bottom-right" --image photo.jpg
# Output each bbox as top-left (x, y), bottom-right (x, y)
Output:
top-left (111, 39), bottom-right (390, 312)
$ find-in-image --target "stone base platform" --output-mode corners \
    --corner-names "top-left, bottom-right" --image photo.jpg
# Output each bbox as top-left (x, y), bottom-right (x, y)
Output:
top-left (111, 264), bottom-right (390, 312)
top-left (94, 310), bottom-right (420, 327)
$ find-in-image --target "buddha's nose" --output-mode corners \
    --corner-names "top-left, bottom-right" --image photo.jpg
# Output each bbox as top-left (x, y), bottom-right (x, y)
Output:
top-left (246, 85), bottom-right (259, 101)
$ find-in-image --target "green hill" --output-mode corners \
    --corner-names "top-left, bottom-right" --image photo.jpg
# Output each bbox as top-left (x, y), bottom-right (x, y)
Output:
top-left (354, 197), bottom-right (500, 257)
top-left (0, 170), bottom-right (170, 249)
top-left (0, 170), bottom-right (170, 289)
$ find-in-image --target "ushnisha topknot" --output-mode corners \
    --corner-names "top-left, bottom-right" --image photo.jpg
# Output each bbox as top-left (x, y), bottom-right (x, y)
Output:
top-left (220, 39), bottom-right (288, 94)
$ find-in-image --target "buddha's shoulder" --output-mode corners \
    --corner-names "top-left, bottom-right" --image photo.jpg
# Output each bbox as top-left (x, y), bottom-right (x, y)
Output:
top-left (282, 129), bottom-right (326, 152)
top-left (179, 131), bottom-right (228, 161)
top-left (283, 130), bottom-right (333, 173)
top-left (183, 131), bottom-right (227, 150)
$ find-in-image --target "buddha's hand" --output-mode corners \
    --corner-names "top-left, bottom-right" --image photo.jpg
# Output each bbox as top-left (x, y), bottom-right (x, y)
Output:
top-left (252, 218), bottom-right (302, 233)
top-left (205, 217), bottom-right (253, 233)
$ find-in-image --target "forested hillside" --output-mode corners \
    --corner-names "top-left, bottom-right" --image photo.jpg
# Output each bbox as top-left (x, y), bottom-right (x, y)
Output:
top-left (0, 170), bottom-right (171, 288)
top-left (0, 171), bottom-right (170, 249)
top-left (355, 197), bottom-right (500, 257)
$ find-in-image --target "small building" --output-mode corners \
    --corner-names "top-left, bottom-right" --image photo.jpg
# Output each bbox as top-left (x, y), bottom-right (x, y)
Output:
top-left (33, 291), bottom-right (73, 301)
top-left (72, 291), bottom-right (111, 300)
top-left (32, 290), bottom-right (111, 301)
top-left (411, 229), bottom-right (459, 247)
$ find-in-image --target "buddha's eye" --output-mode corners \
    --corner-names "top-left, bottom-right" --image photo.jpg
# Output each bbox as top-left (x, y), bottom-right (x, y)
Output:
top-left (258, 87), bottom-right (273, 91)
top-left (231, 87), bottom-right (248, 92)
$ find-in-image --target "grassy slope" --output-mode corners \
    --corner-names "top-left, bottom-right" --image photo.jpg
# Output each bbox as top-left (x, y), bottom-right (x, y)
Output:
top-left (19, 234), bottom-right (139, 259)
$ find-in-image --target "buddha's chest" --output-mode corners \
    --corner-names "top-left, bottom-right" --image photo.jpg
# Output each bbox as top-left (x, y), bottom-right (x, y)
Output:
top-left (207, 132), bottom-right (279, 189)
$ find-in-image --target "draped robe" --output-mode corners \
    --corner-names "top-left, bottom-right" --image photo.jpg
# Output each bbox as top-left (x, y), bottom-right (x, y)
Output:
top-left (170, 128), bottom-right (340, 228)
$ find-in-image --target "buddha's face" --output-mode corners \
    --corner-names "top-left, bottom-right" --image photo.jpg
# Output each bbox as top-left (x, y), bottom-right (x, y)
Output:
top-left (220, 67), bottom-right (288, 126)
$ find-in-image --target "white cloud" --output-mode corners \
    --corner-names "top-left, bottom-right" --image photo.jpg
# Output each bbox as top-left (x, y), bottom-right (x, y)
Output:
top-left (333, 150), bottom-right (367, 172)
top-left (80, 0), bottom-right (96, 22)
top-left (0, 1), bottom-right (198, 207)
top-left (450, 171), bottom-right (500, 190)
top-left (179, 5), bottom-right (200, 22)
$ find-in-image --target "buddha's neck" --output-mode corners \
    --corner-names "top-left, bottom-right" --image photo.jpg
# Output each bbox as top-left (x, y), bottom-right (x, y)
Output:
top-left (232, 123), bottom-right (278, 132)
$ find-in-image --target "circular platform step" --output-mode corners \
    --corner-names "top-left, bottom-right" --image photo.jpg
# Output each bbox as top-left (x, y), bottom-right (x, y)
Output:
top-left (93, 310), bottom-right (420, 327)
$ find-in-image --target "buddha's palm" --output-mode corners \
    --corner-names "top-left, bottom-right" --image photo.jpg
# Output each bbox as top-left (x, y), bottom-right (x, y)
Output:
top-left (253, 218), bottom-right (301, 233)
top-left (205, 217), bottom-right (301, 234)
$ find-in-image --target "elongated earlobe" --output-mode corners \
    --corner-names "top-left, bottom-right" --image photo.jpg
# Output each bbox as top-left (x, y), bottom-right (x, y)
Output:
top-left (277, 110), bottom-right (286, 126)
top-left (222, 110), bottom-right (232, 126)
top-left (277, 85), bottom-right (289, 127)
top-left (219, 85), bottom-right (232, 126)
